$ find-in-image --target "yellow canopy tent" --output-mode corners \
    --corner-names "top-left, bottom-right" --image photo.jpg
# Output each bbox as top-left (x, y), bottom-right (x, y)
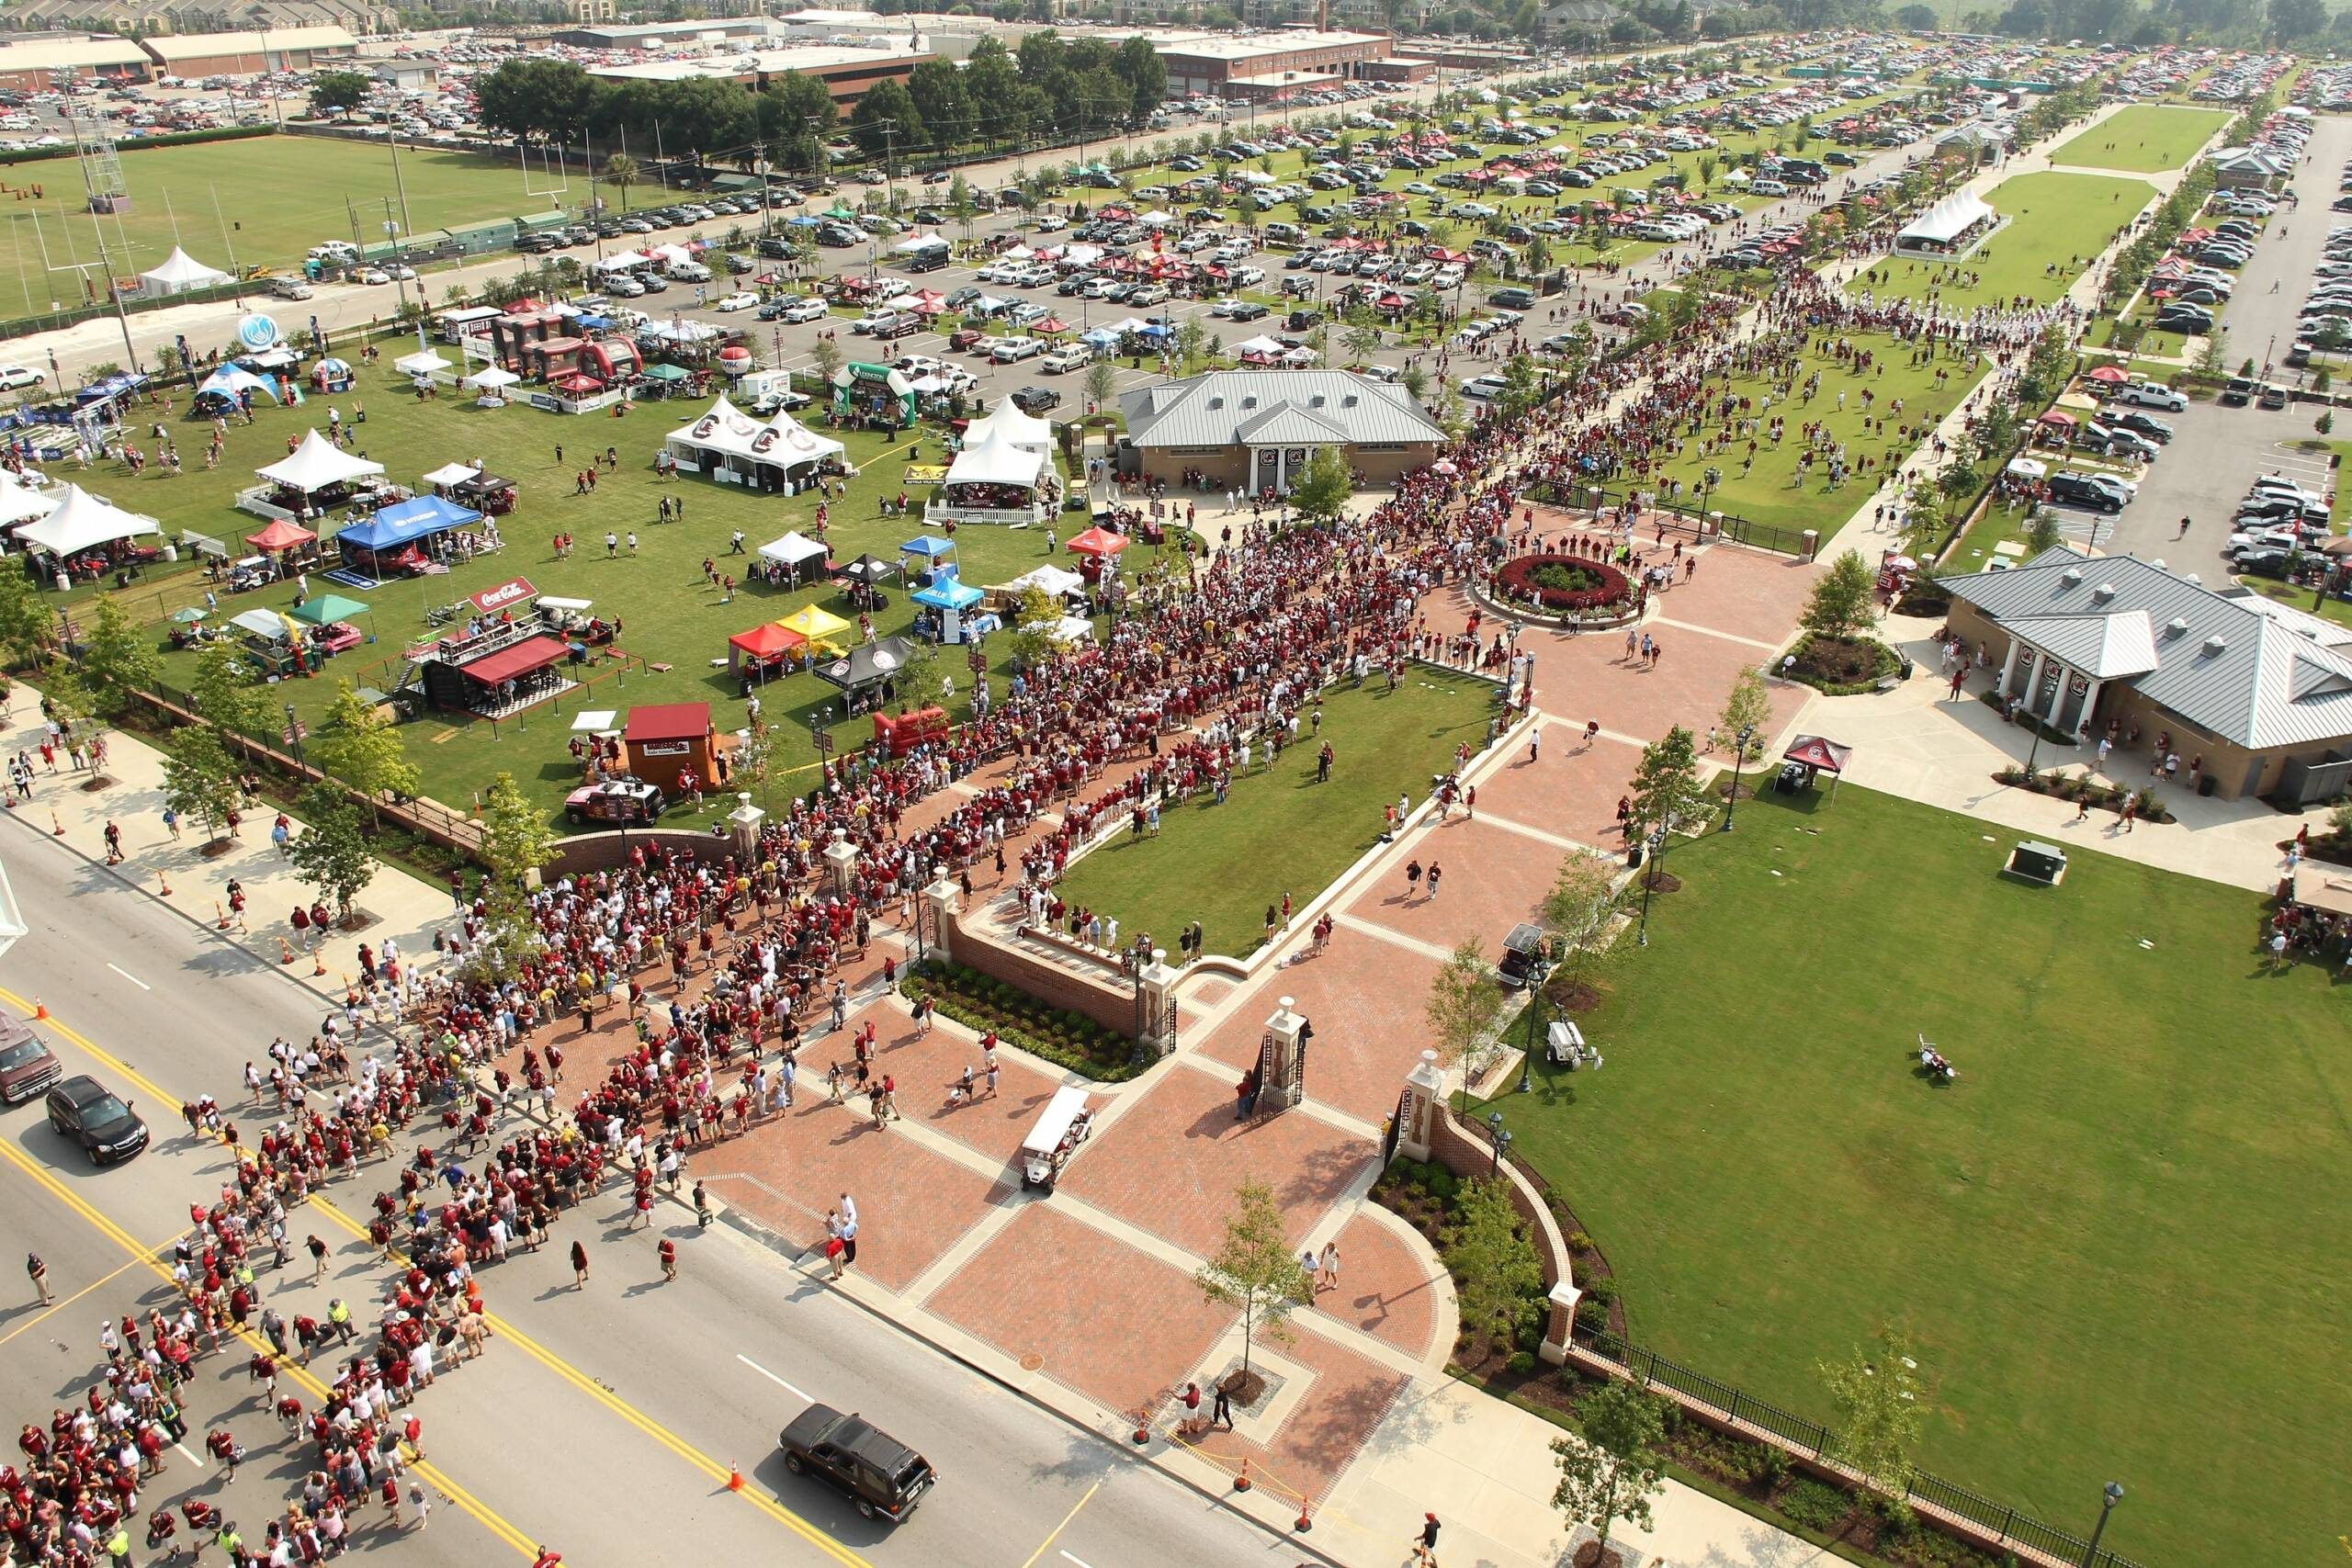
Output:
top-left (776, 603), bottom-right (853, 654)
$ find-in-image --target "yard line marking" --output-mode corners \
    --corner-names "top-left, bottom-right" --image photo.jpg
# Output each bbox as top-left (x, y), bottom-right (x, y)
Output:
top-left (1059, 1552), bottom-right (1097, 1568)
top-left (1020, 1482), bottom-right (1100, 1568)
top-left (106, 964), bottom-right (149, 990)
top-left (735, 1354), bottom-right (812, 1403)
top-left (173, 1443), bottom-right (205, 1470)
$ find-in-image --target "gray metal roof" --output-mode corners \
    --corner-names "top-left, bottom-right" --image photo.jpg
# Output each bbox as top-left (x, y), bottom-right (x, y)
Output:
top-left (2001, 610), bottom-right (2159, 680)
top-left (1942, 547), bottom-right (2352, 750)
top-left (1121, 370), bottom-right (1445, 451)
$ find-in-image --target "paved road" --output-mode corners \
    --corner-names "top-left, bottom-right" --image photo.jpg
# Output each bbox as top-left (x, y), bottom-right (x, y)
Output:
top-left (2096, 396), bottom-right (2334, 570)
top-left (2214, 111), bottom-right (2352, 377)
top-left (0, 827), bottom-right (1306, 1568)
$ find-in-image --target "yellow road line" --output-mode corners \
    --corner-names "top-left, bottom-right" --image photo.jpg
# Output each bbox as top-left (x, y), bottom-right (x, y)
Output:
top-left (1019, 1479), bottom-right (1100, 1568)
top-left (0, 1246), bottom-right (169, 1348)
top-left (6, 991), bottom-right (875, 1568)
top-left (0, 1134), bottom-right (538, 1555)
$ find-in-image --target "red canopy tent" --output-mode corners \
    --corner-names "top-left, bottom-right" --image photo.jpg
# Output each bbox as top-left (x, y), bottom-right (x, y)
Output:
top-left (2085, 366), bottom-right (2129, 384)
top-left (1066, 526), bottom-right (1130, 558)
top-left (728, 620), bottom-right (806, 680)
top-left (245, 519), bottom-right (317, 551)
top-left (1782, 734), bottom-right (1853, 800)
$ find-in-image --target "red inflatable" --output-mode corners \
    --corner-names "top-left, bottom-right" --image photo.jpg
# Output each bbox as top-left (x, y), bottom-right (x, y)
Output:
top-left (871, 705), bottom-right (950, 758)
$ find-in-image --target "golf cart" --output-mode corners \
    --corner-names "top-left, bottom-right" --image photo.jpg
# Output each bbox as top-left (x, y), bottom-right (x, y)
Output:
top-left (1498, 922), bottom-right (1550, 990)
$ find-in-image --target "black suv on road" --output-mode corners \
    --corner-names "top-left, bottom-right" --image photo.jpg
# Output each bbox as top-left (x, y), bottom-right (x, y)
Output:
top-left (45, 1077), bottom-right (148, 1166)
top-left (777, 1405), bottom-right (935, 1523)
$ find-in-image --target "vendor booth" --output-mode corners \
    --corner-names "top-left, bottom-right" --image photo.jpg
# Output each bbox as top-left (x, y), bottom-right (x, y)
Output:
top-left (775, 603), bottom-right (852, 655)
top-left (243, 517), bottom-right (320, 573)
top-left (623, 703), bottom-right (718, 794)
top-left (962, 398), bottom-right (1055, 457)
top-left (253, 432), bottom-right (389, 523)
top-left (912, 572), bottom-right (986, 644)
top-left (0, 471), bottom-right (55, 530)
top-left (287, 593), bottom-right (371, 655)
top-left (192, 365), bottom-right (280, 413)
top-left (229, 606), bottom-right (308, 675)
top-left (1778, 733), bottom-right (1852, 798)
top-left (1065, 525), bottom-right (1129, 584)
top-left (15, 485), bottom-right (159, 588)
top-left (334, 494), bottom-right (482, 583)
top-left (755, 531), bottom-right (830, 588)
top-left (728, 621), bottom-right (806, 684)
top-left (663, 393), bottom-right (846, 492)
top-left (831, 364), bottom-right (918, 432)
top-left (814, 636), bottom-right (918, 716)
top-left (925, 427), bottom-right (1056, 528)
top-left (137, 246), bottom-right (233, 298)
top-left (465, 367), bottom-right (521, 407)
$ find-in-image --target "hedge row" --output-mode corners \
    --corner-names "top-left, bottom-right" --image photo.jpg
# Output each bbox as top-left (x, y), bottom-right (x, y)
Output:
top-left (0, 124), bottom-right (276, 168)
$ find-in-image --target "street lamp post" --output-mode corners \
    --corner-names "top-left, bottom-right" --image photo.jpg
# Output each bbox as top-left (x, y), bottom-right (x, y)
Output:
top-left (285, 703), bottom-right (305, 773)
top-left (1484, 1111), bottom-right (1511, 1175)
top-left (2078, 1483), bottom-right (2124, 1568)
top-left (1635, 825), bottom-right (1668, 946)
top-left (1722, 724), bottom-right (1755, 831)
top-left (1517, 966), bottom-right (1544, 1094)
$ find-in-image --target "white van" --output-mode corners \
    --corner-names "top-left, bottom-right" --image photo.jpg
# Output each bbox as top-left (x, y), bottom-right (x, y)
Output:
top-left (666, 259), bottom-right (712, 283)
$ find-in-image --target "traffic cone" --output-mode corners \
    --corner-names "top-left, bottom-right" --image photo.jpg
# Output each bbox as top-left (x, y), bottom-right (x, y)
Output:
top-left (216, 900), bottom-right (232, 931)
top-left (50, 810), bottom-right (63, 836)
top-left (1233, 1460), bottom-right (1251, 1493)
top-left (1294, 1496), bottom-right (1312, 1533)
top-left (156, 868), bottom-right (172, 897)
top-left (278, 939), bottom-right (296, 966)
top-left (726, 1461), bottom-right (743, 1494)
top-left (312, 948), bottom-right (327, 976)
top-left (1132, 1407), bottom-right (1149, 1446)
top-left (32, 998), bottom-right (49, 1021)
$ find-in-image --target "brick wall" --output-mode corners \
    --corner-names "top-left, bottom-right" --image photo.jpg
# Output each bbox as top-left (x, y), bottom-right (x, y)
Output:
top-left (1426, 1103), bottom-right (1574, 1349)
top-left (944, 905), bottom-right (1138, 1037)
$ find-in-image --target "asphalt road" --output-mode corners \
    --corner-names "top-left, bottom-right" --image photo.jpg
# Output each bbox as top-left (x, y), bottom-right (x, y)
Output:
top-left (2096, 395), bottom-right (2334, 570)
top-left (2213, 110), bottom-right (2352, 378)
top-left (0, 823), bottom-right (1307, 1568)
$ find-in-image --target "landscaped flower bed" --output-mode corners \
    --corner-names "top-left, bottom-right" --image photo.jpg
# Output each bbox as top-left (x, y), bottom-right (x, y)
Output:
top-left (903, 958), bottom-right (1150, 1082)
top-left (1493, 554), bottom-right (1634, 615)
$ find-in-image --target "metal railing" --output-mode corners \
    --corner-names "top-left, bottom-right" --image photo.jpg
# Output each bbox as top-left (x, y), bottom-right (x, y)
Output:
top-left (1521, 479), bottom-right (1814, 558)
top-left (1574, 1327), bottom-right (2149, 1568)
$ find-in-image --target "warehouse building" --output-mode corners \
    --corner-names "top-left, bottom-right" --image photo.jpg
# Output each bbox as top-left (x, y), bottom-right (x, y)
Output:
top-left (1117, 368), bottom-right (1446, 495)
top-left (1151, 28), bottom-right (1396, 99)
top-left (0, 33), bottom-right (149, 90)
top-left (588, 41), bottom-right (929, 108)
top-left (139, 25), bottom-right (356, 75)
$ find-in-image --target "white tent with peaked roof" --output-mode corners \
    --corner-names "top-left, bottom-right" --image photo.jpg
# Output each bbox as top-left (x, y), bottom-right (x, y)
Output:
top-left (139, 246), bottom-right (232, 297)
top-left (964, 397), bottom-right (1054, 457)
top-left (256, 430), bottom-right (386, 494)
top-left (14, 484), bottom-right (156, 558)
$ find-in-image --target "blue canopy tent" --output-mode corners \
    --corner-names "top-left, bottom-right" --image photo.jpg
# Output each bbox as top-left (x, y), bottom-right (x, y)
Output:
top-left (911, 574), bottom-right (986, 644)
top-left (334, 494), bottom-right (481, 582)
top-left (573, 314), bottom-right (612, 331)
top-left (1080, 328), bottom-right (1122, 348)
top-left (899, 533), bottom-right (958, 589)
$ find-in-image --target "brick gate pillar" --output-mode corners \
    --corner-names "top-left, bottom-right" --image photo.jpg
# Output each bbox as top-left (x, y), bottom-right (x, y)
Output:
top-left (726, 794), bottom-right (764, 863)
top-left (1259, 996), bottom-right (1306, 1112)
top-left (1137, 949), bottom-right (1182, 1057)
top-left (822, 828), bottom-right (858, 898)
top-left (1396, 1049), bottom-right (1448, 1161)
top-left (921, 875), bottom-right (960, 964)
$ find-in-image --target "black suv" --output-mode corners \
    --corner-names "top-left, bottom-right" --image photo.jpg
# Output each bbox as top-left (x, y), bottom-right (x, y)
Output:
top-left (777, 1405), bottom-right (935, 1523)
top-left (2048, 473), bottom-right (2122, 514)
top-left (1012, 385), bottom-right (1061, 414)
top-left (46, 1077), bottom-right (148, 1166)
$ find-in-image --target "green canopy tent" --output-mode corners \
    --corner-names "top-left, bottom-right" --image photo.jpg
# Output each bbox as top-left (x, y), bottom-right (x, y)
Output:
top-left (288, 592), bottom-right (376, 641)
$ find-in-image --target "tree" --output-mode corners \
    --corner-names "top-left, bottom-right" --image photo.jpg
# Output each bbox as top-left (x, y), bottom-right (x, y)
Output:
top-left (2271, 0), bottom-right (2325, 37)
top-left (908, 58), bottom-right (972, 152)
top-left (1425, 936), bottom-right (1495, 1110)
top-left (1550, 1380), bottom-right (1670, 1556)
top-left (1172, 318), bottom-right (1209, 376)
top-left (600, 152), bottom-right (640, 213)
top-left (656, 77), bottom-right (755, 184)
top-left (78, 598), bottom-right (160, 719)
top-left (1800, 548), bottom-right (1877, 642)
top-left (1287, 446), bottom-right (1353, 525)
top-left (310, 679), bottom-right (420, 821)
top-left (187, 641), bottom-right (271, 740)
top-left (1541, 848), bottom-right (1618, 993)
top-left (1343, 321), bottom-right (1385, 362)
top-left (307, 70), bottom-right (369, 122)
top-left (852, 79), bottom-right (924, 165)
top-left (759, 73), bottom-right (838, 175)
top-left (0, 570), bottom-right (56, 669)
top-left (1627, 726), bottom-right (1707, 838)
top-left (1716, 660), bottom-right (1772, 767)
top-left (1820, 1326), bottom-right (1930, 1507)
top-left (809, 335), bottom-right (844, 387)
top-left (288, 783), bottom-right (376, 925)
top-left (1002, 585), bottom-right (1066, 670)
top-left (1695, 152), bottom-right (1719, 193)
top-left (1193, 1179), bottom-right (1309, 1382)
top-left (1083, 358), bottom-right (1118, 415)
top-left (473, 772), bottom-right (555, 976)
top-left (474, 58), bottom-right (598, 145)
top-left (1114, 34), bottom-right (1166, 120)
top-left (161, 726), bottom-right (241, 846)
top-left (1446, 1176), bottom-right (1544, 1358)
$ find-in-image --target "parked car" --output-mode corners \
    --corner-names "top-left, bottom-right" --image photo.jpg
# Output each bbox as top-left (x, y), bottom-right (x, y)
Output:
top-left (564, 778), bottom-right (665, 827)
top-left (1040, 347), bottom-right (1091, 373)
top-left (776, 1405), bottom-right (935, 1524)
top-left (45, 1076), bottom-right (149, 1166)
top-left (1011, 384), bottom-right (1061, 413)
top-left (0, 1015), bottom-right (61, 1104)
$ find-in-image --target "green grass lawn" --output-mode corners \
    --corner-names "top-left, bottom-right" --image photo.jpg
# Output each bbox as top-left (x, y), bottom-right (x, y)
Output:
top-left (1846, 172), bottom-right (2156, 311)
top-left (1050, 669), bottom-right (1491, 957)
top-left (1625, 330), bottom-right (1956, 541)
top-left (83, 368), bottom-right (1103, 829)
top-left (1488, 784), bottom-right (2351, 1568)
top-left (2050, 105), bottom-right (2232, 174)
top-left (0, 134), bottom-right (599, 316)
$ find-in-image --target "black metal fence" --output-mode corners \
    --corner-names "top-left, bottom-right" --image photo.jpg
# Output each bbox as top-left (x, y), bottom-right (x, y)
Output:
top-left (1575, 1328), bottom-right (2149, 1568)
top-left (1520, 479), bottom-right (1815, 558)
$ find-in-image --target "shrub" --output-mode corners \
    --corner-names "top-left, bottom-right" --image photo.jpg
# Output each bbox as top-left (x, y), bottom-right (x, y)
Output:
top-left (1425, 1168), bottom-right (1461, 1202)
top-left (1565, 1230), bottom-right (1596, 1254)
top-left (1507, 1350), bottom-right (1537, 1374)
top-left (1580, 1275), bottom-right (1620, 1304)
top-left (1756, 1443), bottom-right (1791, 1488)
top-left (1778, 1478), bottom-right (1851, 1533)
top-left (1516, 1321), bottom-right (1542, 1351)
top-left (1494, 552), bottom-right (1634, 613)
top-left (1574, 1298), bottom-right (1610, 1329)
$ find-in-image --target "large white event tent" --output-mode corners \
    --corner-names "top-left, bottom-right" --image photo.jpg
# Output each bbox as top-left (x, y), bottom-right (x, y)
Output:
top-left (961, 397), bottom-right (1054, 457)
top-left (1894, 190), bottom-right (1996, 254)
top-left (0, 470), bottom-right (55, 528)
top-left (256, 431), bottom-right (386, 496)
top-left (139, 246), bottom-right (234, 296)
top-left (662, 393), bottom-right (843, 489)
top-left (15, 485), bottom-right (157, 558)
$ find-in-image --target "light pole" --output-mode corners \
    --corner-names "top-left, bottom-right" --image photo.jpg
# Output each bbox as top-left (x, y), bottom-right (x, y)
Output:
top-left (1722, 723), bottom-right (1754, 831)
top-left (1516, 963), bottom-right (1544, 1094)
top-left (1635, 824), bottom-right (1667, 946)
top-left (285, 703), bottom-right (305, 772)
top-left (1485, 1110), bottom-right (1510, 1176)
top-left (2078, 1483), bottom-right (2124, 1568)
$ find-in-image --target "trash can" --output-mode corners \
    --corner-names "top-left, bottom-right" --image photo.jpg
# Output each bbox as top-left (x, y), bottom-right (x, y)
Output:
top-left (1626, 839), bottom-right (1645, 869)
top-left (2199, 774), bottom-right (2218, 797)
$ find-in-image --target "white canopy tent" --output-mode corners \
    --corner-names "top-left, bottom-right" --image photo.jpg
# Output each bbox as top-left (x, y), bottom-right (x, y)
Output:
top-left (756, 532), bottom-right (828, 568)
top-left (1896, 189), bottom-right (1996, 252)
top-left (0, 470), bottom-right (55, 528)
top-left (1002, 564), bottom-right (1087, 599)
top-left (256, 431), bottom-right (386, 495)
top-left (963, 397), bottom-right (1054, 457)
top-left (592, 250), bottom-right (652, 272)
top-left (944, 427), bottom-right (1049, 489)
top-left (465, 367), bottom-right (521, 390)
top-left (1136, 209), bottom-right (1178, 227)
top-left (650, 243), bottom-right (696, 265)
top-left (393, 349), bottom-right (450, 378)
top-left (663, 393), bottom-right (845, 488)
top-left (420, 462), bottom-right (480, 488)
top-left (139, 245), bottom-right (233, 296)
top-left (15, 484), bottom-right (157, 558)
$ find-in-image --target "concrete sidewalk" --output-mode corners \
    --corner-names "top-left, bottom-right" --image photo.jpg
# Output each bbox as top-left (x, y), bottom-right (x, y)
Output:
top-left (0, 683), bottom-right (457, 1007)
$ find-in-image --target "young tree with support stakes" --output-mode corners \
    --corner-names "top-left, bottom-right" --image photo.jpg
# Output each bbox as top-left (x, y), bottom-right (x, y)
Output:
top-left (1715, 663), bottom-right (1773, 811)
top-left (1287, 446), bottom-right (1354, 526)
top-left (1819, 1325), bottom-right (1931, 1515)
top-left (1193, 1179), bottom-right (1309, 1386)
top-left (78, 598), bottom-right (161, 720)
top-left (1084, 358), bottom-right (1119, 416)
top-left (1426, 936), bottom-right (1496, 1111)
top-left (0, 570), bottom-right (57, 671)
top-left (1446, 1176), bottom-right (1544, 1361)
top-left (473, 772), bottom-right (556, 976)
top-left (1628, 726), bottom-right (1707, 843)
top-left (288, 783), bottom-right (376, 929)
top-left (1540, 848), bottom-right (1619, 998)
top-left (1801, 548), bottom-right (1878, 643)
top-left (1550, 1379), bottom-right (1670, 1562)
top-left (187, 641), bottom-right (272, 742)
top-left (162, 727), bottom-right (242, 849)
top-left (309, 679), bottom-right (420, 823)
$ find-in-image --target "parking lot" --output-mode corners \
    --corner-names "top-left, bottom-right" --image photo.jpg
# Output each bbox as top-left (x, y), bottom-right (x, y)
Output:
top-left (2099, 396), bottom-right (2334, 572)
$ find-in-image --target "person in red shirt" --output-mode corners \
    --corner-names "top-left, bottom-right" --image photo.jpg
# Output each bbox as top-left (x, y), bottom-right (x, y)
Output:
top-left (658, 1239), bottom-right (676, 1282)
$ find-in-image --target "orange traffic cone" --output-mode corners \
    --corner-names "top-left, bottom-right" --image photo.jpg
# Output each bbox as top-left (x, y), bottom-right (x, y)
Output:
top-left (1233, 1460), bottom-right (1251, 1493)
top-left (312, 948), bottom-right (327, 976)
top-left (50, 810), bottom-right (63, 837)
top-left (1295, 1496), bottom-right (1312, 1533)
top-left (1132, 1407), bottom-right (1149, 1445)
top-left (156, 868), bottom-right (172, 897)
top-left (33, 998), bottom-right (49, 1021)
top-left (278, 939), bottom-right (296, 965)
top-left (216, 900), bottom-right (232, 931)
top-left (725, 1462), bottom-right (743, 1494)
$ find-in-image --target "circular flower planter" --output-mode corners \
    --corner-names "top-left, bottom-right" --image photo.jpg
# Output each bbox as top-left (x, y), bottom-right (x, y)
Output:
top-left (1476, 554), bottom-right (1640, 629)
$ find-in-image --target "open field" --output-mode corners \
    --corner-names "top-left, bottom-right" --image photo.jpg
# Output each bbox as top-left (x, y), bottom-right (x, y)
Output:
top-left (1051, 669), bottom-right (1492, 957)
top-left (0, 134), bottom-right (571, 316)
top-left (77, 370), bottom-right (1102, 829)
top-left (2051, 104), bottom-right (2231, 174)
top-left (1490, 784), bottom-right (2351, 1568)
top-left (1847, 171), bottom-right (2156, 310)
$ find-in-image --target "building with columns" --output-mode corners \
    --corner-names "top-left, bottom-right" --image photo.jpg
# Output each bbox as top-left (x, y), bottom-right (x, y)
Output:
top-left (1116, 367), bottom-right (1445, 496)
top-left (1939, 547), bottom-right (2352, 804)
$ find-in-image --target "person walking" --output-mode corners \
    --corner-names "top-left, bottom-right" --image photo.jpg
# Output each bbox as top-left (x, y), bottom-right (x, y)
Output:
top-left (1211, 1381), bottom-right (1234, 1430)
top-left (1404, 859), bottom-right (1422, 898)
top-left (1413, 1512), bottom-right (1442, 1566)
top-left (570, 1239), bottom-right (590, 1289)
top-left (658, 1238), bottom-right (677, 1283)
top-left (26, 1252), bottom-right (49, 1304)
top-left (1424, 863), bottom-right (1442, 899)
top-left (407, 1482), bottom-right (430, 1530)
top-left (1317, 1240), bottom-right (1340, 1295)
top-left (307, 1234), bottom-right (329, 1281)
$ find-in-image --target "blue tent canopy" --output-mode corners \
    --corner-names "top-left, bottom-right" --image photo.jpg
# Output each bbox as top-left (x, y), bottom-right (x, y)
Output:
top-left (1080, 328), bottom-right (1121, 347)
top-left (1134, 323), bottom-right (1173, 340)
top-left (899, 535), bottom-right (957, 558)
top-left (786, 215), bottom-right (821, 227)
top-left (912, 579), bottom-right (983, 610)
top-left (573, 313), bottom-right (612, 330)
top-left (337, 494), bottom-right (481, 552)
